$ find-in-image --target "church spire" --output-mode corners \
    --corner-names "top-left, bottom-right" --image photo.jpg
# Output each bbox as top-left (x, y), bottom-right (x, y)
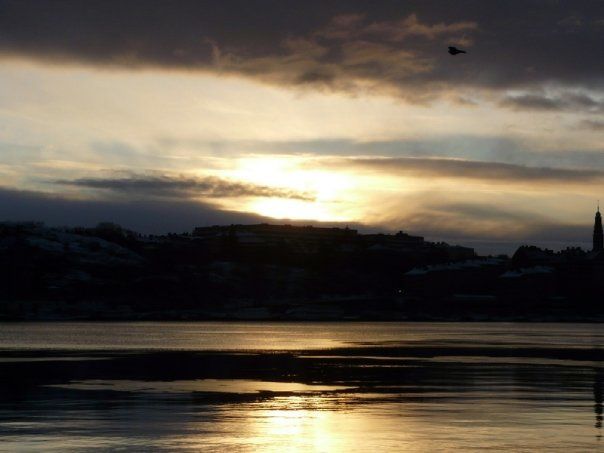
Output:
top-left (593, 204), bottom-right (603, 252)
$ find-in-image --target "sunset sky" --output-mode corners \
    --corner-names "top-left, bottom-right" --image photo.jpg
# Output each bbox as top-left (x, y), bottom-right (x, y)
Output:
top-left (1, 0), bottom-right (604, 253)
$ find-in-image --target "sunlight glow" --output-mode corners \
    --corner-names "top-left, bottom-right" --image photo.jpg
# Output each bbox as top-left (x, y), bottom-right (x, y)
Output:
top-left (252, 397), bottom-right (341, 452)
top-left (221, 156), bottom-right (356, 221)
top-left (249, 198), bottom-right (344, 221)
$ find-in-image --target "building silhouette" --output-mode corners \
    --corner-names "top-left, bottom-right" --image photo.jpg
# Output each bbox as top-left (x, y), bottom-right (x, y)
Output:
top-left (191, 223), bottom-right (475, 257)
top-left (594, 205), bottom-right (603, 252)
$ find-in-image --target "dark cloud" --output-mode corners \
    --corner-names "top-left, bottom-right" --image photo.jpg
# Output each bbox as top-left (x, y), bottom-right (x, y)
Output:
top-left (2, 1), bottom-right (604, 98)
top-left (579, 119), bottom-right (604, 130)
top-left (330, 156), bottom-right (604, 183)
top-left (53, 174), bottom-right (314, 200)
top-left (0, 186), bottom-right (267, 234)
top-left (500, 94), bottom-right (564, 111)
top-left (501, 92), bottom-right (604, 111)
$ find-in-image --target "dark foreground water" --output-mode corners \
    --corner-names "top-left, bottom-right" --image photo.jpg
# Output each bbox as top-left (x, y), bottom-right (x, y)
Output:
top-left (0, 322), bottom-right (603, 452)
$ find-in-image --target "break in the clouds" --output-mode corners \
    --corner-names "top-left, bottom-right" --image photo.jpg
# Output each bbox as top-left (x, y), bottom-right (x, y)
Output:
top-left (54, 174), bottom-right (314, 201)
top-left (1, 0), bottom-right (604, 99)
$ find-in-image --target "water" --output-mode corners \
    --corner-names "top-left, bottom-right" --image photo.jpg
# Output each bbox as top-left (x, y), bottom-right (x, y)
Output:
top-left (0, 322), bottom-right (602, 451)
top-left (1, 321), bottom-right (603, 351)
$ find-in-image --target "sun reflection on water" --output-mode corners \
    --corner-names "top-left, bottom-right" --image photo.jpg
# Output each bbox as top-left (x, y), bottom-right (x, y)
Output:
top-left (2, 324), bottom-right (604, 452)
top-left (244, 396), bottom-right (352, 452)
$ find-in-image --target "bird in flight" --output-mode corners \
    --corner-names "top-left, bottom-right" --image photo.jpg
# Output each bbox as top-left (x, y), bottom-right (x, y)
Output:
top-left (448, 46), bottom-right (467, 55)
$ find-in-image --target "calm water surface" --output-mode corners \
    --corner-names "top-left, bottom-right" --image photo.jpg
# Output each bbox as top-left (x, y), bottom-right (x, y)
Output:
top-left (0, 322), bottom-right (602, 452)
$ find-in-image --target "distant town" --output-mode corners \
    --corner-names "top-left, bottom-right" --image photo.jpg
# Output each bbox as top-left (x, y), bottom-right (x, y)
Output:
top-left (1, 209), bottom-right (603, 321)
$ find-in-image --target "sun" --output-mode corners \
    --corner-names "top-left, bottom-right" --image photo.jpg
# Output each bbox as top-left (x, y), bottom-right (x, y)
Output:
top-left (248, 198), bottom-right (343, 221)
top-left (218, 155), bottom-right (355, 221)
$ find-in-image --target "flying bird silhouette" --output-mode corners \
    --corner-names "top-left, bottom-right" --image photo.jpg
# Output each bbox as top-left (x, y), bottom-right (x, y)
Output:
top-left (448, 46), bottom-right (466, 55)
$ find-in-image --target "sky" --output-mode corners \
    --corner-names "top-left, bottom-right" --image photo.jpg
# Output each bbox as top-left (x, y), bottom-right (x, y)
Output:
top-left (1, 0), bottom-right (604, 254)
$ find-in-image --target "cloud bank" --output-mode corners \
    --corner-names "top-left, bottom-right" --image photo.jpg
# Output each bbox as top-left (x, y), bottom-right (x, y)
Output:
top-left (2, 1), bottom-right (604, 99)
top-left (330, 156), bottom-right (604, 184)
top-left (0, 186), bottom-right (267, 234)
top-left (54, 174), bottom-right (314, 200)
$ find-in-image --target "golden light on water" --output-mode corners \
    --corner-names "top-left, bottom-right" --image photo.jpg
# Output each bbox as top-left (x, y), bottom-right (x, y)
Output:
top-left (259, 407), bottom-right (339, 451)
top-left (203, 393), bottom-right (420, 452)
top-left (240, 396), bottom-right (348, 452)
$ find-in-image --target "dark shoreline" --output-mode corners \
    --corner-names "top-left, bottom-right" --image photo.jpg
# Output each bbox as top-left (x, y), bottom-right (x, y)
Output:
top-left (2, 316), bottom-right (604, 322)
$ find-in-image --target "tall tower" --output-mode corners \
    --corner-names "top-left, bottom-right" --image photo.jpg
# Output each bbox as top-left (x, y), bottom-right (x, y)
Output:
top-left (594, 203), bottom-right (603, 252)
